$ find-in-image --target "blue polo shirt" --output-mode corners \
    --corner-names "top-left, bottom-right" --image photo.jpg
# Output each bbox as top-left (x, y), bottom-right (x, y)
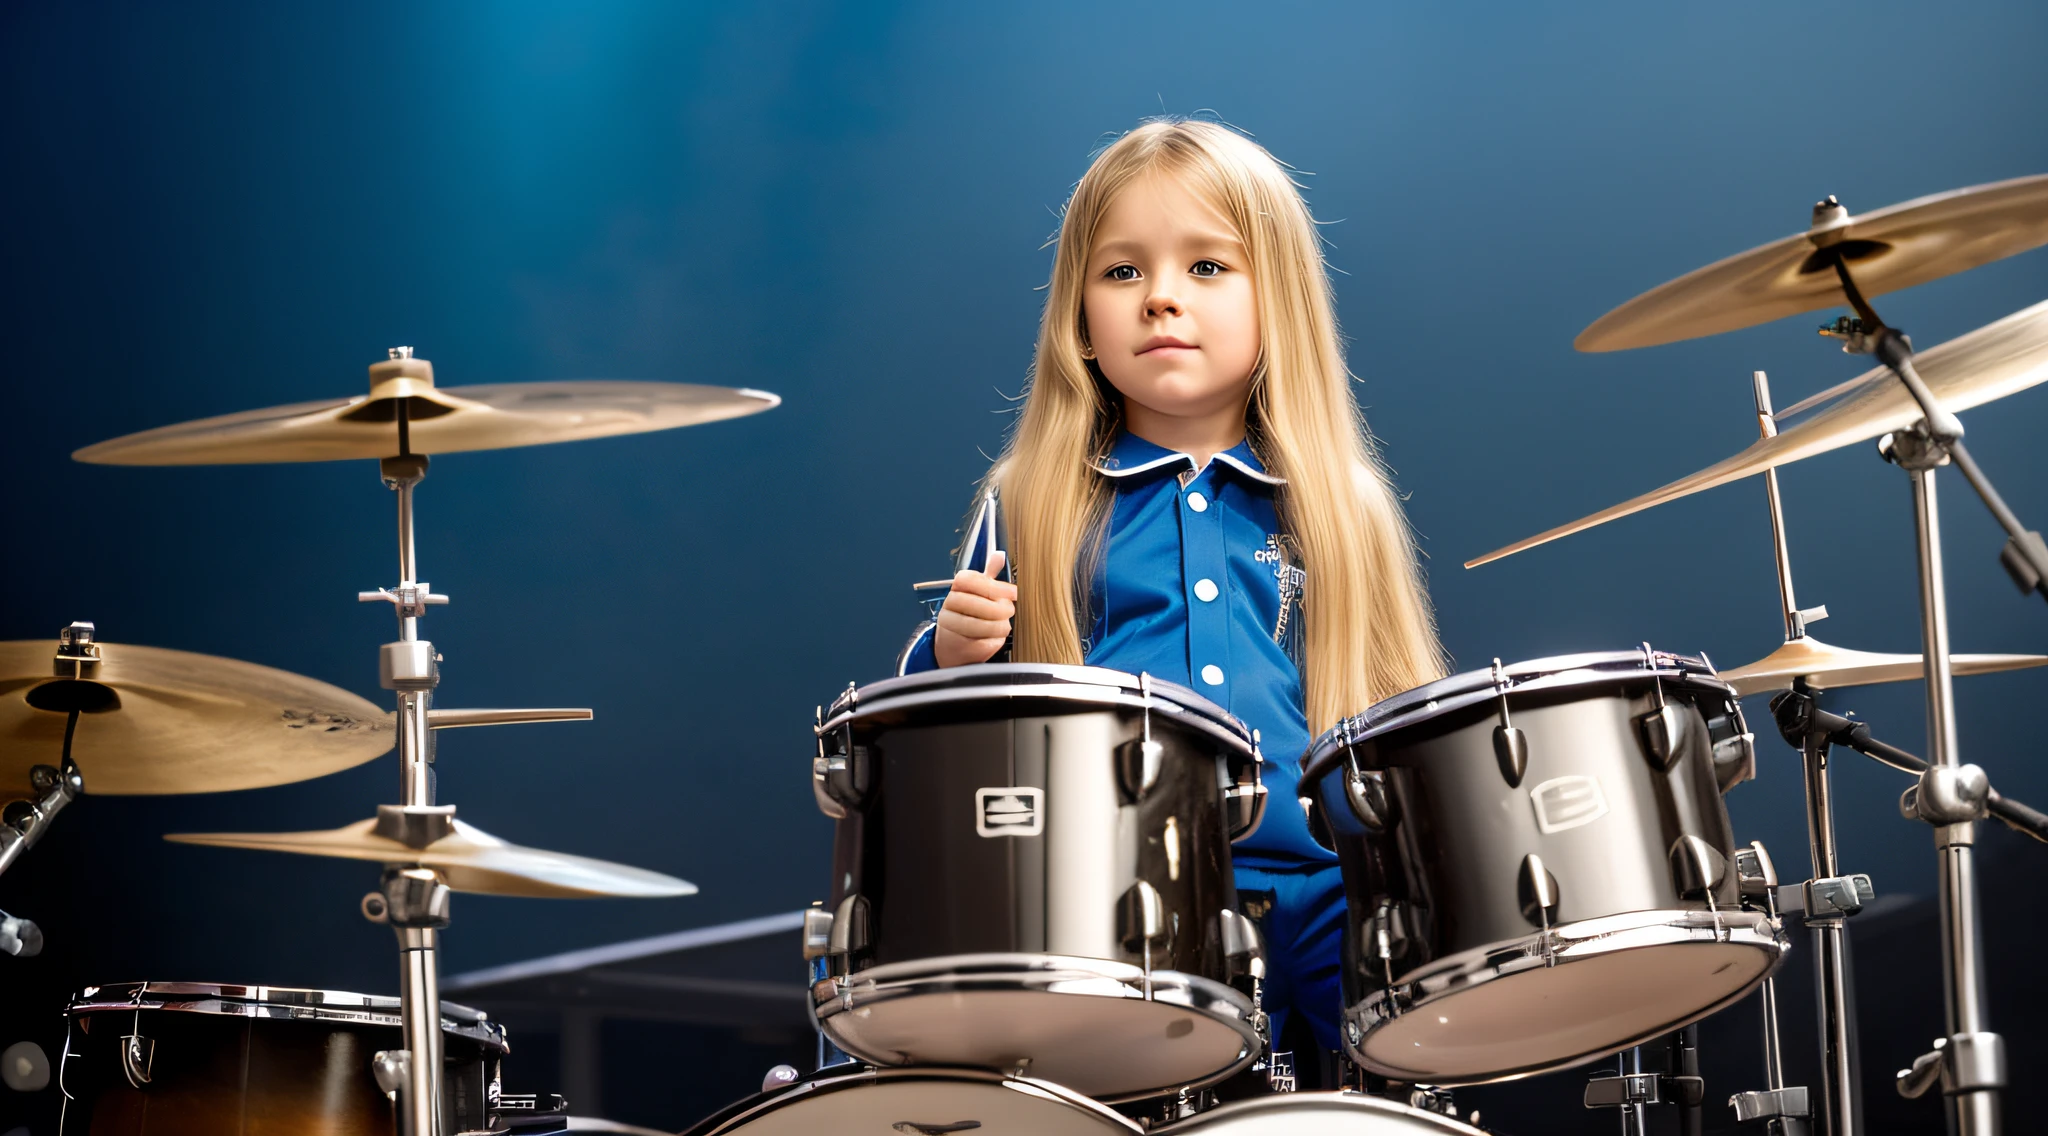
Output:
top-left (903, 430), bottom-right (1332, 867)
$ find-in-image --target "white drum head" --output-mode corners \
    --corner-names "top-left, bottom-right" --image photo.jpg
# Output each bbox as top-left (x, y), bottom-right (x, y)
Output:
top-left (1155, 1092), bottom-right (1485, 1134)
top-left (828, 987), bottom-right (1253, 1100)
top-left (1358, 939), bottom-right (1775, 1082)
top-left (687, 1067), bottom-right (1139, 1135)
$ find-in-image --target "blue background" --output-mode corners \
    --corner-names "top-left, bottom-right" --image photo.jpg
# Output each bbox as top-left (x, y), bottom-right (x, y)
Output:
top-left (3, 1), bottom-right (2046, 1130)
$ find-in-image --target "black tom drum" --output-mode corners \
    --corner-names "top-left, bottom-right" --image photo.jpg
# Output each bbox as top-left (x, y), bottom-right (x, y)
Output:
top-left (809, 663), bottom-right (1270, 1101)
top-left (1301, 647), bottom-right (1787, 1084)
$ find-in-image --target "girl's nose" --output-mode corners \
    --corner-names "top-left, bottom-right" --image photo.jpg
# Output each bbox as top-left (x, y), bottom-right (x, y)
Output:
top-left (1144, 290), bottom-right (1184, 319)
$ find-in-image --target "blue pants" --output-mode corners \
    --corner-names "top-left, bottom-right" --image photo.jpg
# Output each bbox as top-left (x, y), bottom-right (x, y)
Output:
top-left (1233, 861), bottom-right (1347, 1054)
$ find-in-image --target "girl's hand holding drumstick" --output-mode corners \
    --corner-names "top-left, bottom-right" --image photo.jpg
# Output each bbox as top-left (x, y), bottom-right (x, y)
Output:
top-left (933, 551), bottom-right (1014, 668)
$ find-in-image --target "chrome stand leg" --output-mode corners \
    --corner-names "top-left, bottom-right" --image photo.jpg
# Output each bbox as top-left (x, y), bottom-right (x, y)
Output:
top-left (1903, 464), bottom-right (2000, 1136)
top-left (378, 868), bottom-right (452, 1136)
top-left (1793, 686), bottom-right (1860, 1136)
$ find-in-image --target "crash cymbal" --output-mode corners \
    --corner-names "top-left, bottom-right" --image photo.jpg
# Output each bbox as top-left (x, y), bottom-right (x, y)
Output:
top-left (2, 628), bottom-right (391, 795)
top-left (73, 348), bottom-right (779, 466)
top-left (166, 808), bottom-right (695, 899)
top-left (1578, 173), bottom-right (2048, 352)
top-left (1717, 636), bottom-right (2048, 698)
top-left (1469, 298), bottom-right (2048, 567)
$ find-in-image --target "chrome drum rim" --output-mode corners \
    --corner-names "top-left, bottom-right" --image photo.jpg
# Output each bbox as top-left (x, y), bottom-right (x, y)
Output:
top-left (814, 953), bottom-right (1260, 1101)
top-left (1346, 909), bottom-right (1786, 1084)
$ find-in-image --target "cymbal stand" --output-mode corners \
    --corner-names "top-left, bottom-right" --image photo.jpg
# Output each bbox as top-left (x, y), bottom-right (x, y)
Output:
top-left (1811, 195), bottom-right (2048, 608)
top-left (351, 350), bottom-right (594, 1136)
top-left (1872, 425), bottom-right (2002, 1136)
top-left (1804, 225), bottom-right (2005, 1133)
top-left (1752, 372), bottom-right (1867, 1136)
top-left (1, 621), bottom-right (98, 957)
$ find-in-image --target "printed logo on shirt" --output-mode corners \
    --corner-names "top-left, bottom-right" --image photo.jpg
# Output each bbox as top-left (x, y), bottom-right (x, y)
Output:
top-left (1257, 534), bottom-right (1307, 659)
top-left (975, 787), bottom-right (1044, 837)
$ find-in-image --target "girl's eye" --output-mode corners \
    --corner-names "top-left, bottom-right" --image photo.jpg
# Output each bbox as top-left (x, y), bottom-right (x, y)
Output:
top-left (1104, 264), bottom-right (1140, 282)
top-left (1190, 259), bottom-right (1224, 278)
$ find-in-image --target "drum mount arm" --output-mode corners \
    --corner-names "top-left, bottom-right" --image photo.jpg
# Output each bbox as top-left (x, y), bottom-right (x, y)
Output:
top-left (1769, 690), bottom-right (2048, 845)
top-left (0, 689), bottom-right (90, 956)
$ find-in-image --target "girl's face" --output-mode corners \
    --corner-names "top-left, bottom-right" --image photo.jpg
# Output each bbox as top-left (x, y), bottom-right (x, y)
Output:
top-left (1082, 170), bottom-right (1261, 430)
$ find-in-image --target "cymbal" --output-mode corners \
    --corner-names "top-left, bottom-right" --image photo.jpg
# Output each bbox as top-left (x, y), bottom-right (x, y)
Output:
top-left (73, 349), bottom-right (779, 465)
top-left (1578, 173), bottom-right (2048, 352)
top-left (166, 813), bottom-right (696, 899)
top-left (1469, 298), bottom-right (2048, 568)
top-left (2, 637), bottom-right (392, 795)
top-left (1717, 636), bottom-right (2048, 698)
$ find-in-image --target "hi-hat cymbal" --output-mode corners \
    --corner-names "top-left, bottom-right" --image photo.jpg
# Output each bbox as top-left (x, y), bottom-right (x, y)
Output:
top-left (1578, 173), bottom-right (2048, 352)
top-left (166, 813), bottom-right (696, 899)
top-left (1717, 636), bottom-right (2048, 698)
top-left (2, 634), bottom-right (391, 795)
top-left (73, 349), bottom-right (779, 465)
top-left (1469, 298), bottom-right (2048, 568)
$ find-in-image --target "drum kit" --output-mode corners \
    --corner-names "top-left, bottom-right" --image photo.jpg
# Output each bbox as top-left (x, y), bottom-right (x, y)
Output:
top-left (4, 171), bottom-right (2047, 1136)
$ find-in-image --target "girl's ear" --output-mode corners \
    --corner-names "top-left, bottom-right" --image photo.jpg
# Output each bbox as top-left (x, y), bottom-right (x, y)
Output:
top-left (1077, 309), bottom-right (1095, 360)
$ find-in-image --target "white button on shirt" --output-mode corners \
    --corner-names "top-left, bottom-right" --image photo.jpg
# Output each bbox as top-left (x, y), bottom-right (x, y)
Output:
top-left (1194, 578), bottom-right (1219, 603)
top-left (1186, 491), bottom-right (1209, 513)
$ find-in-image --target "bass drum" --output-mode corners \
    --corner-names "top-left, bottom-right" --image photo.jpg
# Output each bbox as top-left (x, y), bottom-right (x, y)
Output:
top-left (60, 981), bottom-right (506, 1136)
top-left (809, 663), bottom-right (1270, 1101)
top-left (1301, 648), bottom-right (1787, 1085)
top-left (1155, 1093), bottom-right (1487, 1135)
top-left (681, 1065), bottom-right (1142, 1135)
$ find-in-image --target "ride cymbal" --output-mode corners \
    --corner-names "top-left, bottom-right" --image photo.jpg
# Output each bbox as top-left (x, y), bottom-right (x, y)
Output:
top-left (166, 809), bottom-right (695, 899)
top-left (2, 628), bottom-right (391, 795)
top-left (1717, 636), bottom-right (2048, 698)
top-left (1469, 298), bottom-right (2048, 568)
top-left (74, 349), bottom-right (779, 465)
top-left (1577, 173), bottom-right (2048, 352)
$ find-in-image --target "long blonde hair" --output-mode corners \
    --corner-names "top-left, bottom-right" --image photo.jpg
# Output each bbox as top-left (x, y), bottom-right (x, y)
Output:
top-left (993, 119), bottom-right (1444, 731)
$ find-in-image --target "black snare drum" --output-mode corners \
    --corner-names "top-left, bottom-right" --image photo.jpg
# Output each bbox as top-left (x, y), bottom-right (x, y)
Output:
top-left (60, 981), bottom-right (507, 1135)
top-left (809, 663), bottom-right (1270, 1101)
top-left (1301, 648), bottom-right (1786, 1084)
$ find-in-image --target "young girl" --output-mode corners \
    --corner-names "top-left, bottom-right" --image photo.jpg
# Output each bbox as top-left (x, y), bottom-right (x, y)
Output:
top-left (900, 118), bottom-right (1444, 1075)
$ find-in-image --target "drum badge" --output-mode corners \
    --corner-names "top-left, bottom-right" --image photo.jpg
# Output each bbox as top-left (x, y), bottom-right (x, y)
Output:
top-left (1529, 774), bottom-right (1609, 834)
top-left (975, 787), bottom-right (1044, 837)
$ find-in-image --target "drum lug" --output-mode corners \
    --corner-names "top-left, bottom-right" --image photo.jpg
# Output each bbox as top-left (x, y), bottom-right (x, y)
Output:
top-left (1712, 730), bottom-right (1757, 792)
top-left (1733, 840), bottom-right (1778, 903)
top-left (1219, 908), bottom-right (1265, 979)
top-left (1224, 776), bottom-right (1268, 843)
top-left (1490, 659), bottom-right (1530, 788)
top-left (1635, 645), bottom-right (1688, 771)
top-left (1118, 880), bottom-right (1166, 950)
top-left (1363, 900), bottom-right (1411, 964)
top-left (1517, 853), bottom-right (1561, 929)
top-left (1343, 766), bottom-right (1396, 831)
top-left (118, 1030), bottom-right (153, 1089)
top-left (1637, 701), bottom-right (1688, 771)
top-left (372, 1049), bottom-right (412, 1100)
top-left (1117, 739), bottom-right (1165, 803)
top-left (802, 906), bottom-right (835, 961)
top-left (1710, 701), bottom-right (1757, 791)
top-left (1670, 834), bottom-right (1729, 900)
top-left (1493, 726), bottom-right (1529, 789)
top-left (1119, 672), bottom-right (1165, 803)
top-left (827, 894), bottom-right (869, 959)
top-left (812, 742), bottom-right (870, 816)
